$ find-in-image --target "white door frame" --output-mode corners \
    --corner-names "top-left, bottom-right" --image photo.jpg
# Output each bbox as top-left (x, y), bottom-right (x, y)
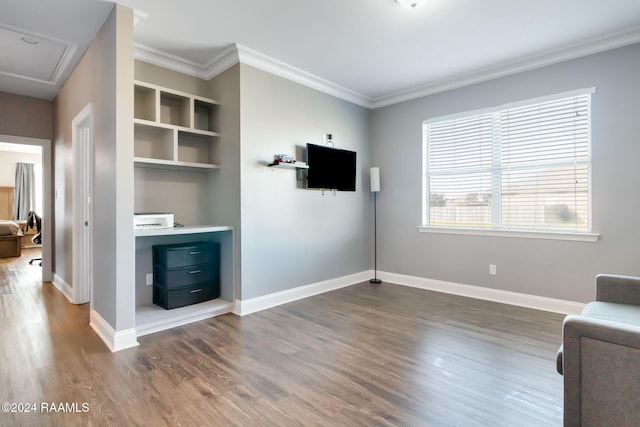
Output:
top-left (72, 103), bottom-right (94, 305)
top-left (0, 134), bottom-right (52, 282)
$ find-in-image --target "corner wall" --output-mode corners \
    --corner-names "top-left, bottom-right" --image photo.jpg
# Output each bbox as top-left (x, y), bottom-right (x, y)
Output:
top-left (207, 64), bottom-right (242, 296)
top-left (53, 4), bottom-right (135, 331)
top-left (370, 43), bottom-right (640, 303)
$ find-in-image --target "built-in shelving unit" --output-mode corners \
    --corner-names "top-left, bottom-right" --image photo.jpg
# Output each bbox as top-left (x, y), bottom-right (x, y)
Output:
top-left (132, 77), bottom-right (235, 340)
top-left (134, 81), bottom-right (220, 171)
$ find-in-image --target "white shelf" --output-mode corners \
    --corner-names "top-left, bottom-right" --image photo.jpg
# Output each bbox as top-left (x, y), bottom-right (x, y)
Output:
top-left (134, 225), bottom-right (233, 238)
top-left (136, 298), bottom-right (234, 337)
top-left (133, 81), bottom-right (220, 171)
top-left (268, 162), bottom-right (309, 169)
top-left (134, 118), bottom-right (220, 137)
top-left (134, 157), bottom-right (220, 171)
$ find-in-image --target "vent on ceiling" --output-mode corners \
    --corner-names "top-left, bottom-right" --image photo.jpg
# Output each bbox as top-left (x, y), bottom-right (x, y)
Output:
top-left (0, 23), bottom-right (77, 85)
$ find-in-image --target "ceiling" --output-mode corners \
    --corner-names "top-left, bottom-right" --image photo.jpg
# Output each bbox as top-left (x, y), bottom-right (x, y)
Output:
top-left (2, 0), bottom-right (640, 107)
top-left (0, 0), bottom-right (113, 100)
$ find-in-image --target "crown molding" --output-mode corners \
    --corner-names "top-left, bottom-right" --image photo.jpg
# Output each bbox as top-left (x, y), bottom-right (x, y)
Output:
top-left (133, 9), bottom-right (149, 33)
top-left (202, 44), bottom-right (240, 79)
top-left (235, 44), bottom-right (372, 108)
top-left (371, 25), bottom-right (640, 109)
top-left (134, 43), bottom-right (211, 79)
top-left (134, 42), bottom-right (240, 81)
top-left (134, 42), bottom-right (372, 107)
top-left (134, 26), bottom-right (640, 110)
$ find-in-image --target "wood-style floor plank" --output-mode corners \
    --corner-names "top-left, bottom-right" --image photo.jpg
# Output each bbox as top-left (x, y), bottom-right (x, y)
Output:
top-left (1, 250), bottom-right (564, 426)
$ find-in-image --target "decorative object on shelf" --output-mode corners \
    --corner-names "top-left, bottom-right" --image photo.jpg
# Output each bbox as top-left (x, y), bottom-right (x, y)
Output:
top-left (267, 154), bottom-right (308, 169)
top-left (133, 213), bottom-right (174, 230)
top-left (370, 167), bottom-right (382, 284)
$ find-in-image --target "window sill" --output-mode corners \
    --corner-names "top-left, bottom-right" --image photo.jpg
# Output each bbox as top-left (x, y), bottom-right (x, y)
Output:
top-left (417, 226), bottom-right (599, 242)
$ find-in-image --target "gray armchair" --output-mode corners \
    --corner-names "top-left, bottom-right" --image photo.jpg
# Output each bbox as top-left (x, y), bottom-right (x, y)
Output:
top-left (557, 274), bottom-right (640, 426)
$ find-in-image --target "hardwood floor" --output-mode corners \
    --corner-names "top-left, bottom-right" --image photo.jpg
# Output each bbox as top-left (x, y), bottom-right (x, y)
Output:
top-left (1, 251), bottom-right (565, 426)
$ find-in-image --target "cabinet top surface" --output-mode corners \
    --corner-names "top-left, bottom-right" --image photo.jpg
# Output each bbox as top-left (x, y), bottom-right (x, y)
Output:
top-left (134, 225), bottom-right (233, 237)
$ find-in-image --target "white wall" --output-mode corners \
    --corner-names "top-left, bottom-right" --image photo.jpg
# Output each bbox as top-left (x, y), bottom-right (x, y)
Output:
top-left (370, 43), bottom-right (640, 303)
top-left (0, 150), bottom-right (41, 185)
top-left (0, 148), bottom-right (43, 215)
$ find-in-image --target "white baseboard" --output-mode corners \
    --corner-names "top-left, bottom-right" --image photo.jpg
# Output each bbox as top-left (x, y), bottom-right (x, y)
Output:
top-left (378, 271), bottom-right (585, 315)
top-left (232, 269), bottom-right (582, 317)
top-left (233, 270), bottom-right (372, 316)
top-left (52, 273), bottom-right (73, 303)
top-left (90, 310), bottom-right (139, 352)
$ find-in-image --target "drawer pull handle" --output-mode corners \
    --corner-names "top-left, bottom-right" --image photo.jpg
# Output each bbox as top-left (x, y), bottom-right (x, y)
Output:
top-left (189, 251), bottom-right (201, 255)
top-left (189, 270), bottom-right (202, 274)
top-left (190, 289), bottom-right (203, 294)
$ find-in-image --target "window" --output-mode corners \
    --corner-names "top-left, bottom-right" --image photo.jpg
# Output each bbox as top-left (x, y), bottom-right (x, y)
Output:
top-left (422, 89), bottom-right (593, 235)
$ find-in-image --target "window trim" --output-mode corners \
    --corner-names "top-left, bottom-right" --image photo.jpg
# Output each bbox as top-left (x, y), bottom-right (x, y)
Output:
top-left (420, 87), bottom-right (597, 239)
top-left (417, 225), bottom-right (599, 242)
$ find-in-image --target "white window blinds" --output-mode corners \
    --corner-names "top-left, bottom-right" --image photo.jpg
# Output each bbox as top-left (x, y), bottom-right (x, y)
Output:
top-left (423, 89), bottom-right (592, 233)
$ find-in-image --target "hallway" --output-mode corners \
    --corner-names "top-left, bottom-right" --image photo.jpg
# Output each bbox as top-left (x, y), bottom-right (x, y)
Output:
top-left (0, 248), bottom-right (103, 425)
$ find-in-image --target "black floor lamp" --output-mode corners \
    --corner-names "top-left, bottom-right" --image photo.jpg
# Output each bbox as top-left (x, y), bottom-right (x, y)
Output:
top-left (370, 167), bottom-right (381, 284)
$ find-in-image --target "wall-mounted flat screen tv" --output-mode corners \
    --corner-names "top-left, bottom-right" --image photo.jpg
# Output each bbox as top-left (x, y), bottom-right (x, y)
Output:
top-left (306, 143), bottom-right (356, 191)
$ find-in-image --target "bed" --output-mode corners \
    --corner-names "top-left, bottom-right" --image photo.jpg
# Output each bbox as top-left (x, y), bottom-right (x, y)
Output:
top-left (0, 186), bottom-right (23, 257)
top-left (0, 220), bottom-right (23, 258)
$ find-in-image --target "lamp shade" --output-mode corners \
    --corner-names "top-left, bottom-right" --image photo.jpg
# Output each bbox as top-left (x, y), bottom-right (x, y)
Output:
top-left (370, 167), bottom-right (380, 193)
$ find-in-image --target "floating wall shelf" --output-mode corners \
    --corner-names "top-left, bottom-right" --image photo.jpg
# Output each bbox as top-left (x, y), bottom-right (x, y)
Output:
top-left (267, 162), bottom-right (309, 169)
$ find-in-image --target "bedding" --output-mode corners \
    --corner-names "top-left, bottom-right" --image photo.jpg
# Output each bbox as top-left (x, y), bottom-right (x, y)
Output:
top-left (0, 220), bottom-right (22, 236)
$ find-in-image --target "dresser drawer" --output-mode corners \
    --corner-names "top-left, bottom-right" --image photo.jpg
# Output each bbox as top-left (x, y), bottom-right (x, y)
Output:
top-left (154, 264), bottom-right (216, 289)
top-left (153, 242), bottom-right (217, 269)
top-left (153, 283), bottom-right (219, 310)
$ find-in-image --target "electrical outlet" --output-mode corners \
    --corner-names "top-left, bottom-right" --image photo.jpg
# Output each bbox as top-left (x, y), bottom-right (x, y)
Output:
top-left (146, 273), bottom-right (153, 285)
top-left (489, 264), bottom-right (497, 275)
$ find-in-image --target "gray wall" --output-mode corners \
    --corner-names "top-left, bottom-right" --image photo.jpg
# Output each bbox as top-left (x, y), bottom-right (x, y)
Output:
top-left (207, 64), bottom-right (242, 297)
top-left (53, 4), bottom-right (135, 330)
top-left (239, 64), bottom-right (371, 300)
top-left (134, 61), bottom-right (210, 96)
top-left (370, 43), bottom-right (640, 303)
top-left (0, 92), bottom-right (53, 140)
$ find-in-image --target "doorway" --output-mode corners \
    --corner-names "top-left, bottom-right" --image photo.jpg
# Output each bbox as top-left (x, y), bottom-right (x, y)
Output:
top-left (0, 134), bottom-right (52, 282)
top-left (72, 104), bottom-right (94, 306)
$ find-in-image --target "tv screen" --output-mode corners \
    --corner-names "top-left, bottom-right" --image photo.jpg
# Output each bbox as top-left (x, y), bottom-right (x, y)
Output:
top-left (306, 143), bottom-right (356, 191)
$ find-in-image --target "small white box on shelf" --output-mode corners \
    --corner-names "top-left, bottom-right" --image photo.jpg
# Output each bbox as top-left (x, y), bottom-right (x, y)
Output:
top-left (133, 213), bottom-right (174, 229)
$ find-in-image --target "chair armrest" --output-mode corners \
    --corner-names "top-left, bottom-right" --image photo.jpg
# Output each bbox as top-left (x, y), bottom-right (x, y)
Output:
top-left (596, 273), bottom-right (640, 305)
top-left (556, 344), bottom-right (564, 375)
top-left (562, 315), bottom-right (640, 426)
